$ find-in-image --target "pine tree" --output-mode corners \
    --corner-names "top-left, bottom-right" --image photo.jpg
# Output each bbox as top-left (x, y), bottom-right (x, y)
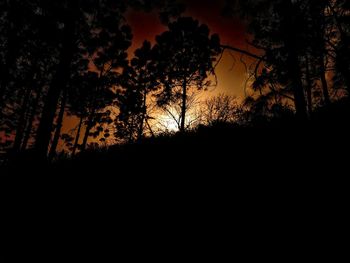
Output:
top-left (116, 41), bottom-right (158, 142)
top-left (153, 17), bottom-right (221, 132)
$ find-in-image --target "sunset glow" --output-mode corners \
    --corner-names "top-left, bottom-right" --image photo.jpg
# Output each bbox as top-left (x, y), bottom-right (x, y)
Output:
top-left (1, 0), bottom-right (349, 173)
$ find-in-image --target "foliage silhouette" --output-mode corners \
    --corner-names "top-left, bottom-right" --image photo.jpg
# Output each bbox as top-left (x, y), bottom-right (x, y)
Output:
top-left (116, 41), bottom-right (157, 143)
top-left (153, 17), bottom-right (221, 132)
top-left (224, 0), bottom-right (349, 118)
top-left (0, 0), bottom-right (349, 171)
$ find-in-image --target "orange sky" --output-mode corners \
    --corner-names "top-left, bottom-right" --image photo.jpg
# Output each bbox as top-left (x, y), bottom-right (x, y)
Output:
top-left (126, 0), bottom-right (258, 99)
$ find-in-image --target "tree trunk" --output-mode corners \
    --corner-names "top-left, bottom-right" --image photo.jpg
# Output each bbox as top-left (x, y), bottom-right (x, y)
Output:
top-left (81, 124), bottom-right (91, 152)
top-left (305, 55), bottom-right (313, 115)
top-left (284, 1), bottom-right (308, 121)
top-left (145, 118), bottom-right (155, 138)
top-left (21, 89), bottom-right (41, 151)
top-left (34, 14), bottom-right (76, 159)
top-left (72, 116), bottom-right (84, 156)
top-left (285, 43), bottom-right (307, 118)
top-left (180, 79), bottom-right (187, 132)
top-left (318, 10), bottom-right (331, 106)
top-left (319, 55), bottom-right (331, 105)
top-left (137, 90), bottom-right (147, 141)
top-left (81, 78), bottom-right (99, 152)
top-left (48, 89), bottom-right (67, 161)
top-left (81, 110), bottom-right (95, 152)
top-left (12, 88), bottom-right (32, 152)
top-left (288, 50), bottom-right (307, 120)
top-left (13, 61), bottom-right (40, 152)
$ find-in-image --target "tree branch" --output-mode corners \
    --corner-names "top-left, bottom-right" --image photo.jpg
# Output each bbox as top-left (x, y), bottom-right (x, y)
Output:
top-left (220, 45), bottom-right (265, 61)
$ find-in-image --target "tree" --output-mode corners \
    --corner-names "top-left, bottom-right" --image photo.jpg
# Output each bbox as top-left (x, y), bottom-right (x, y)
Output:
top-left (224, 0), bottom-right (350, 119)
top-left (303, 0), bottom-right (331, 106)
top-left (116, 41), bottom-right (158, 142)
top-left (33, 0), bottom-right (130, 158)
top-left (259, 1), bottom-right (308, 119)
top-left (0, 0), bottom-right (186, 158)
top-left (33, 0), bottom-right (81, 159)
top-left (153, 17), bottom-right (221, 132)
top-left (0, 1), bottom-right (57, 154)
top-left (328, 0), bottom-right (350, 94)
top-left (201, 94), bottom-right (240, 126)
top-left (156, 91), bottom-right (202, 133)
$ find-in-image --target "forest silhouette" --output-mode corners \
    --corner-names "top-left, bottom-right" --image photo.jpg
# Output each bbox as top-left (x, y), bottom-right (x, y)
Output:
top-left (0, 0), bottom-right (349, 174)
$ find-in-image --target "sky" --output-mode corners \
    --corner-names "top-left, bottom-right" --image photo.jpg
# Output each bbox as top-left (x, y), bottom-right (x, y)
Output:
top-left (126, 0), bottom-right (258, 99)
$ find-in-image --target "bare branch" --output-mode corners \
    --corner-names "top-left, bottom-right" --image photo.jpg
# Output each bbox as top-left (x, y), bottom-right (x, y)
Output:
top-left (220, 44), bottom-right (265, 61)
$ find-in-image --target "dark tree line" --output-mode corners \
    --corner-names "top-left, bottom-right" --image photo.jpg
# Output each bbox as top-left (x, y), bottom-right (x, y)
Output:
top-left (224, 0), bottom-right (350, 120)
top-left (1, 0), bottom-right (349, 163)
top-left (115, 17), bottom-right (221, 142)
top-left (0, 0), bottom-right (134, 160)
top-left (0, 0), bottom-right (221, 160)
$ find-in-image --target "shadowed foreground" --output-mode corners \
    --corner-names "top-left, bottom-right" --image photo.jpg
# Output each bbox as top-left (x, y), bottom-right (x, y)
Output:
top-left (2, 99), bottom-right (349, 176)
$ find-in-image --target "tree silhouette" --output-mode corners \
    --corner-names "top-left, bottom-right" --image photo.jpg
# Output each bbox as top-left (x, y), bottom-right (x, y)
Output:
top-left (201, 94), bottom-right (241, 126)
top-left (116, 41), bottom-right (158, 142)
top-left (224, 0), bottom-right (349, 119)
top-left (32, 1), bottom-right (130, 158)
top-left (328, 0), bottom-right (350, 94)
top-left (33, 0), bottom-right (81, 159)
top-left (302, 0), bottom-right (331, 106)
top-left (76, 25), bottom-right (131, 152)
top-left (153, 17), bottom-right (221, 132)
top-left (1, 0), bottom-right (349, 170)
top-left (0, 1), bottom-right (56, 154)
top-left (255, 1), bottom-right (308, 119)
